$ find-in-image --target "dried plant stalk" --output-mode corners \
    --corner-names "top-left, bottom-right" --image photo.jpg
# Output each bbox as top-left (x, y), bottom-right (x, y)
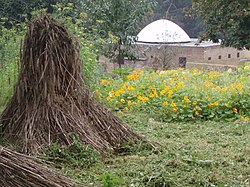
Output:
top-left (0, 15), bottom-right (142, 154)
top-left (0, 146), bottom-right (77, 187)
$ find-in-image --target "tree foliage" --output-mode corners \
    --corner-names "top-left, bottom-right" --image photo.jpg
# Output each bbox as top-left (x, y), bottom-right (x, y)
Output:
top-left (152, 0), bottom-right (203, 38)
top-left (192, 0), bottom-right (250, 49)
top-left (78, 0), bottom-right (156, 66)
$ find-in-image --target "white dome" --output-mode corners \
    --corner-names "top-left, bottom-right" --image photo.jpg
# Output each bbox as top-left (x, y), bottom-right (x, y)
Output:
top-left (137, 19), bottom-right (191, 43)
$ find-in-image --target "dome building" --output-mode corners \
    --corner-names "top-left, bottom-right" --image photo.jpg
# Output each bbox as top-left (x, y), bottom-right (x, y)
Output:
top-left (136, 19), bottom-right (191, 44)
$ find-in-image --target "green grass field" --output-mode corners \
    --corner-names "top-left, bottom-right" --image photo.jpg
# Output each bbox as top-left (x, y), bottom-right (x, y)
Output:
top-left (60, 112), bottom-right (250, 187)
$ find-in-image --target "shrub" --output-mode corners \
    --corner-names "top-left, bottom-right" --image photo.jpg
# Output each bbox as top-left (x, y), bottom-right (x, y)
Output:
top-left (0, 26), bottom-right (23, 111)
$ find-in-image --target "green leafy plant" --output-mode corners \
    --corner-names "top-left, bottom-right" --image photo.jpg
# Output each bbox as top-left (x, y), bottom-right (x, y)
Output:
top-left (44, 134), bottom-right (100, 168)
top-left (112, 68), bottom-right (133, 80)
top-left (0, 24), bottom-right (23, 111)
top-left (99, 173), bottom-right (123, 187)
top-left (52, 3), bottom-right (102, 88)
top-left (96, 67), bottom-right (250, 122)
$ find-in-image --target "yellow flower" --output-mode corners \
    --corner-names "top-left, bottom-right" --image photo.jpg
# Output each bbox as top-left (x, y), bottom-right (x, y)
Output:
top-left (127, 73), bottom-right (139, 80)
top-left (205, 81), bottom-right (215, 87)
top-left (183, 96), bottom-right (190, 102)
top-left (128, 101), bottom-right (136, 106)
top-left (114, 88), bottom-right (125, 97)
top-left (175, 81), bottom-right (184, 90)
top-left (115, 92), bottom-right (120, 97)
top-left (168, 90), bottom-right (173, 98)
top-left (127, 85), bottom-right (136, 91)
top-left (170, 101), bottom-right (176, 107)
top-left (163, 101), bottom-right (169, 106)
top-left (100, 79), bottom-right (113, 85)
top-left (182, 74), bottom-right (188, 80)
top-left (142, 97), bottom-right (149, 102)
top-left (125, 107), bottom-right (129, 111)
top-left (127, 100), bottom-right (132, 106)
top-left (240, 116), bottom-right (249, 121)
top-left (96, 90), bottom-right (102, 100)
top-left (137, 95), bottom-right (149, 103)
top-left (164, 85), bottom-right (170, 91)
top-left (173, 107), bottom-right (178, 112)
top-left (109, 92), bottom-right (115, 98)
top-left (213, 101), bottom-right (219, 106)
top-left (148, 89), bottom-right (158, 98)
top-left (208, 71), bottom-right (219, 78)
top-left (149, 93), bottom-right (155, 98)
top-left (127, 70), bottom-right (143, 80)
top-left (229, 84), bottom-right (236, 92)
top-left (221, 87), bottom-right (228, 92)
top-left (192, 68), bottom-right (203, 75)
top-left (123, 82), bottom-right (129, 87)
top-left (120, 99), bottom-right (125, 103)
top-left (236, 83), bottom-right (243, 92)
top-left (159, 71), bottom-right (167, 76)
top-left (193, 101), bottom-right (197, 105)
top-left (195, 111), bottom-right (200, 116)
top-left (208, 101), bottom-right (219, 107)
top-left (100, 79), bottom-right (107, 84)
top-left (160, 90), bottom-right (167, 95)
top-left (120, 87), bottom-right (125, 93)
top-left (96, 90), bottom-right (102, 96)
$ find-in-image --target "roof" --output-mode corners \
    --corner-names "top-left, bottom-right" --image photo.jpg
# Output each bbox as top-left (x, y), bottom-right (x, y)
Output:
top-left (136, 19), bottom-right (191, 44)
top-left (169, 38), bottom-right (221, 47)
top-left (136, 38), bottom-right (221, 48)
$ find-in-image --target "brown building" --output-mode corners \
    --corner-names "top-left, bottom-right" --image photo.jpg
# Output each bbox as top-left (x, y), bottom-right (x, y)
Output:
top-left (100, 19), bottom-right (250, 71)
top-left (131, 40), bottom-right (250, 71)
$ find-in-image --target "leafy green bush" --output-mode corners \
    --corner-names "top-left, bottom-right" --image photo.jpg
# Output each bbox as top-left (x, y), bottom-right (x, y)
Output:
top-left (52, 3), bottom-right (103, 88)
top-left (96, 66), bottom-right (250, 122)
top-left (0, 26), bottom-right (23, 111)
top-left (99, 173), bottom-right (123, 187)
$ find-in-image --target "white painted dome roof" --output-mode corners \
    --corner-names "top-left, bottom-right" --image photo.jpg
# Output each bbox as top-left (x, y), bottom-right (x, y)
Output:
top-left (137, 19), bottom-right (191, 43)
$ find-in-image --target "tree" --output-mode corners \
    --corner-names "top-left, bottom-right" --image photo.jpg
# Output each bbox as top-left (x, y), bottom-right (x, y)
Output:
top-left (0, 0), bottom-right (72, 26)
top-left (79, 0), bottom-right (156, 67)
top-left (192, 0), bottom-right (250, 49)
top-left (152, 0), bottom-right (204, 38)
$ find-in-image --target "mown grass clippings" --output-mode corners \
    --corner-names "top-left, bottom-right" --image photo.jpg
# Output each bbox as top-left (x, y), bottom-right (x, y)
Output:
top-left (62, 113), bottom-right (250, 187)
top-left (42, 134), bottom-right (101, 168)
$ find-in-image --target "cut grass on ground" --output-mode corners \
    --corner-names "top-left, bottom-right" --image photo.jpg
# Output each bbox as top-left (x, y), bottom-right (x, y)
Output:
top-left (62, 113), bottom-right (250, 187)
